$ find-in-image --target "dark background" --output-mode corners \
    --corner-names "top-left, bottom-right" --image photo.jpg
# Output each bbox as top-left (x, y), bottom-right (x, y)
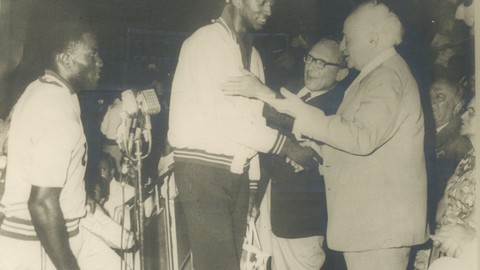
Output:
top-left (1, 1), bottom-right (473, 269)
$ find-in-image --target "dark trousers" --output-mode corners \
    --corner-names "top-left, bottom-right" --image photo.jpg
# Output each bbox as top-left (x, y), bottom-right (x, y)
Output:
top-left (174, 162), bottom-right (249, 270)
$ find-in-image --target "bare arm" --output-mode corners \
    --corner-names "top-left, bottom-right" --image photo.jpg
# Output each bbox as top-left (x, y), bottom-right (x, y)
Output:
top-left (28, 186), bottom-right (80, 270)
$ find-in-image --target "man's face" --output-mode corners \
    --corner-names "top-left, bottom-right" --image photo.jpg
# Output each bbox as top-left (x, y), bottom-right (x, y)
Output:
top-left (340, 15), bottom-right (371, 71)
top-left (238, 0), bottom-right (274, 31)
top-left (430, 81), bottom-right (460, 128)
top-left (304, 42), bottom-right (343, 92)
top-left (69, 33), bottom-right (103, 91)
top-left (460, 98), bottom-right (475, 138)
top-left (98, 159), bottom-right (113, 182)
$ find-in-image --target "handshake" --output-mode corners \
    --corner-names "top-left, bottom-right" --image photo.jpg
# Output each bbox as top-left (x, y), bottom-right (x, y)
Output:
top-left (282, 139), bottom-right (322, 172)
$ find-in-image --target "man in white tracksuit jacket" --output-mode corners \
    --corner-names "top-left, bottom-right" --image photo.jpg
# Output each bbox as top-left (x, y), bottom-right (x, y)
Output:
top-left (168, 1), bottom-right (319, 269)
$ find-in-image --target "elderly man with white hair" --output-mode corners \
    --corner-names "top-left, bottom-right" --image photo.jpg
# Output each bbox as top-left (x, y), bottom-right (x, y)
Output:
top-left (223, 2), bottom-right (429, 270)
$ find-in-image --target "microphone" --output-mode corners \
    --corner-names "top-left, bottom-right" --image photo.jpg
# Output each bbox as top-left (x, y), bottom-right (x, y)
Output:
top-left (137, 89), bottom-right (161, 116)
top-left (137, 89), bottom-right (161, 134)
top-left (120, 89), bottom-right (161, 154)
top-left (121, 90), bottom-right (139, 153)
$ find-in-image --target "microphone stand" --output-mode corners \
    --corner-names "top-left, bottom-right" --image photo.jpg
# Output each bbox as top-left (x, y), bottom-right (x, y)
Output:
top-left (124, 114), bottom-right (151, 270)
top-left (133, 137), bottom-right (145, 270)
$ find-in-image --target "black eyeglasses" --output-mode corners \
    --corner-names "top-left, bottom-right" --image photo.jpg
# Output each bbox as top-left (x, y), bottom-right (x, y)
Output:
top-left (303, 54), bottom-right (342, 69)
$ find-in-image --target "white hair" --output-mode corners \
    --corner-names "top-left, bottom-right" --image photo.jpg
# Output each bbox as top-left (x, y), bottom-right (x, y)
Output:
top-left (351, 1), bottom-right (404, 47)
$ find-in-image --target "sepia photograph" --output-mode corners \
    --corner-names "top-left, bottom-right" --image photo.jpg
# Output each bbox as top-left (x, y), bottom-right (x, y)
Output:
top-left (0, 0), bottom-right (477, 269)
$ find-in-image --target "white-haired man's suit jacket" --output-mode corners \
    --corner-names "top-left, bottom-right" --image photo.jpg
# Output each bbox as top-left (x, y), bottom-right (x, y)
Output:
top-left (294, 48), bottom-right (429, 251)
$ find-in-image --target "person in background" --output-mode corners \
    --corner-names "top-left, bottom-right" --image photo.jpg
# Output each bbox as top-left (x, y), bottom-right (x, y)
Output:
top-left (93, 152), bottom-right (135, 226)
top-left (428, 94), bottom-right (477, 270)
top-left (429, 79), bottom-right (472, 207)
top-left (167, 0), bottom-right (320, 269)
top-left (223, 2), bottom-right (429, 269)
top-left (259, 38), bottom-right (348, 270)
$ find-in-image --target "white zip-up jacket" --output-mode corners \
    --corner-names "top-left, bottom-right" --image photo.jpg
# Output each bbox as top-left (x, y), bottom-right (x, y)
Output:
top-left (168, 19), bottom-right (287, 177)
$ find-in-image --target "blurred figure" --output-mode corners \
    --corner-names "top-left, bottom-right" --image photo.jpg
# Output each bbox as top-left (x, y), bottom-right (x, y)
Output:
top-left (455, 0), bottom-right (475, 36)
top-left (428, 95), bottom-right (477, 270)
top-left (429, 79), bottom-right (472, 204)
top-left (94, 153), bottom-right (134, 225)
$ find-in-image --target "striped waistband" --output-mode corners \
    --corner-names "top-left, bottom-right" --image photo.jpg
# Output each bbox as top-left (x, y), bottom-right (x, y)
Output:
top-left (0, 216), bottom-right (81, 241)
top-left (173, 148), bottom-right (248, 172)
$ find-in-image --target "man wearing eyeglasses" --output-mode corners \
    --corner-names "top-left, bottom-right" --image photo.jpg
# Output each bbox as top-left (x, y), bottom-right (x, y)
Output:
top-left (223, 38), bottom-right (349, 270)
top-left (265, 38), bottom-right (349, 270)
top-left (223, 3), bottom-right (429, 270)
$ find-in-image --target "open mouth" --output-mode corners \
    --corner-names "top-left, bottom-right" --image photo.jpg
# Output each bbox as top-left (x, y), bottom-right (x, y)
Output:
top-left (257, 17), bottom-right (267, 25)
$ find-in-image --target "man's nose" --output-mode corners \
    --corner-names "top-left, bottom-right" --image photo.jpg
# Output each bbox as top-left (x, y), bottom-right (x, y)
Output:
top-left (339, 38), bottom-right (346, 53)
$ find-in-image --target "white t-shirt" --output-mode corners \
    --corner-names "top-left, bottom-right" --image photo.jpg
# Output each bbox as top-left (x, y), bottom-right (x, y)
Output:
top-left (1, 71), bottom-right (87, 221)
top-left (103, 178), bottom-right (135, 229)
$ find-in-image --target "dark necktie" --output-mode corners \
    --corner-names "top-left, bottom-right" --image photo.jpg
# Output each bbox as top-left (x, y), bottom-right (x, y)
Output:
top-left (300, 92), bottom-right (311, 102)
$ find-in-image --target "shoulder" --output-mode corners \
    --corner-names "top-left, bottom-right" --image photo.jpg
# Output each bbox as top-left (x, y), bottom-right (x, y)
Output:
top-left (21, 82), bottom-right (76, 126)
top-left (362, 55), bottom-right (417, 95)
top-left (184, 23), bottom-right (227, 49)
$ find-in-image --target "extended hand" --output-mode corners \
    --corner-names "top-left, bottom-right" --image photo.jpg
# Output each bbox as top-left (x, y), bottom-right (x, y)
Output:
top-left (431, 223), bottom-right (475, 258)
top-left (221, 69), bottom-right (275, 101)
top-left (285, 143), bottom-right (321, 171)
top-left (266, 88), bottom-right (310, 118)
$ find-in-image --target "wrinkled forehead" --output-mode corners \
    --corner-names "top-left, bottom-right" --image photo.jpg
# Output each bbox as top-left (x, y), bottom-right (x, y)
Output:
top-left (429, 81), bottom-right (456, 96)
top-left (343, 12), bottom-right (370, 36)
top-left (309, 41), bottom-right (341, 62)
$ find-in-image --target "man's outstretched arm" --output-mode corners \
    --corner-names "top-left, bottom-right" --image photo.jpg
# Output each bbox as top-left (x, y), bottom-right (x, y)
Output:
top-left (28, 186), bottom-right (80, 270)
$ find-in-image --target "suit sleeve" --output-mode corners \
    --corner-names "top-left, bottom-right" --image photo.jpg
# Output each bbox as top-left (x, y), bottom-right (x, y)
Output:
top-left (294, 68), bottom-right (404, 155)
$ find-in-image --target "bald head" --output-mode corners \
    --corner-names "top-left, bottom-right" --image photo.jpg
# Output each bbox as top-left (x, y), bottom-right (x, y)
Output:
top-left (311, 39), bottom-right (345, 66)
top-left (304, 39), bottom-right (348, 92)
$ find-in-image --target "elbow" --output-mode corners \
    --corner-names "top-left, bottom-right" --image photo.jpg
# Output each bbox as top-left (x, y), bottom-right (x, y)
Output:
top-left (28, 196), bottom-right (55, 219)
top-left (350, 128), bottom-right (384, 156)
top-left (28, 197), bottom-right (43, 218)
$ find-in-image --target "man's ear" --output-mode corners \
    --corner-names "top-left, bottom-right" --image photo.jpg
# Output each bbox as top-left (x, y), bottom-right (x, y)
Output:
top-left (56, 52), bottom-right (71, 69)
top-left (369, 32), bottom-right (379, 48)
top-left (336, 67), bottom-right (349, 82)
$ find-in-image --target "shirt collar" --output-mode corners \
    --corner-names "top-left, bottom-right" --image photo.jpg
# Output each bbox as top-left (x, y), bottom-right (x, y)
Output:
top-left (436, 122), bottom-right (449, 133)
top-left (44, 69), bottom-right (76, 95)
top-left (356, 47), bottom-right (397, 83)
top-left (297, 86), bottom-right (328, 101)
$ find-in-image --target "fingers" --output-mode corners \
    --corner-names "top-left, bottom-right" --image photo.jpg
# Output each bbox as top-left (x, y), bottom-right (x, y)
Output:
top-left (313, 151), bottom-right (323, 165)
top-left (440, 239), bottom-right (459, 257)
top-left (279, 87), bottom-right (298, 100)
top-left (431, 233), bottom-right (462, 258)
top-left (220, 82), bottom-right (242, 96)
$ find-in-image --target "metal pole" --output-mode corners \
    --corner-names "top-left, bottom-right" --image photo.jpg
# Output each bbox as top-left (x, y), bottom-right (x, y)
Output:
top-left (134, 138), bottom-right (145, 270)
